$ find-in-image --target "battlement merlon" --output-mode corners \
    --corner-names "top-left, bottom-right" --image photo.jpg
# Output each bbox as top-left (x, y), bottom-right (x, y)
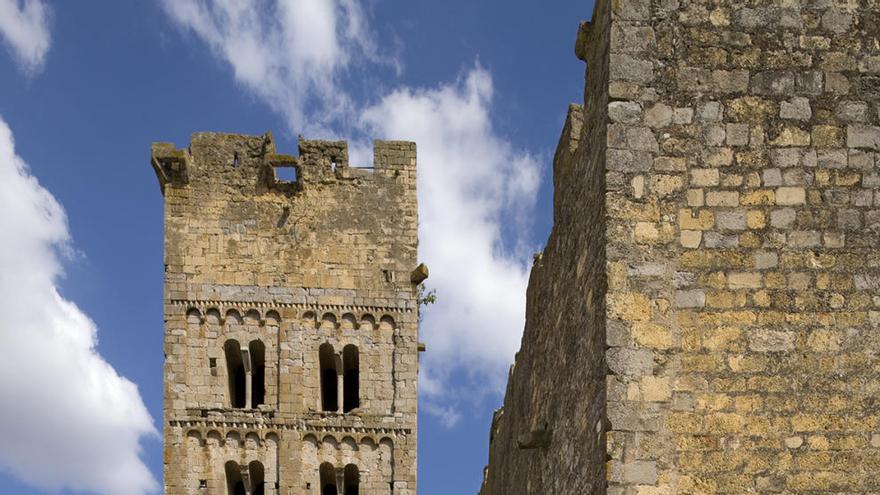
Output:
top-left (151, 142), bottom-right (190, 195)
top-left (150, 132), bottom-right (417, 196)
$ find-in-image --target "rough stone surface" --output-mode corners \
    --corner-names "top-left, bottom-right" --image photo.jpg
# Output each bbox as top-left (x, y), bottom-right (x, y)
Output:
top-left (482, 0), bottom-right (880, 493)
top-left (154, 134), bottom-right (419, 494)
top-left (479, 13), bottom-right (609, 495)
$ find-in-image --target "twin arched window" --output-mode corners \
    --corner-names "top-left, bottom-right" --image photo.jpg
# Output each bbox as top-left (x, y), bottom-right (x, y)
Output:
top-left (225, 460), bottom-right (264, 495)
top-left (319, 344), bottom-right (359, 413)
top-left (224, 339), bottom-right (266, 409)
top-left (319, 463), bottom-right (359, 495)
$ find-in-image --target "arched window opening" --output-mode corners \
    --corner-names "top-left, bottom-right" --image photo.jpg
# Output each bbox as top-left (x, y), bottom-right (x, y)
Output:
top-left (224, 340), bottom-right (246, 408)
top-left (225, 461), bottom-right (245, 495)
top-left (249, 461), bottom-right (265, 495)
top-left (344, 464), bottom-right (359, 495)
top-left (249, 340), bottom-right (266, 407)
top-left (320, 462), bottom-right (337, 495)
top-left (319, 344), bottom-right (338, 412)
top-left (186, 308), bottom-right (201, 325)
top-left (343, 345), bottom-right (360, 413)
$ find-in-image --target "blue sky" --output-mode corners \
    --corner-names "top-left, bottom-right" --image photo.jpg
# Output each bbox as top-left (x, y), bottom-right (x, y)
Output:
top-left (0, 0), bottom-right (592, 493)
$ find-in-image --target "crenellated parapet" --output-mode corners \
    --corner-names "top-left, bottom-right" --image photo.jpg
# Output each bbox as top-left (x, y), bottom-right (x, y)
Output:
top-left (151, 132), bottom-right (416, 199)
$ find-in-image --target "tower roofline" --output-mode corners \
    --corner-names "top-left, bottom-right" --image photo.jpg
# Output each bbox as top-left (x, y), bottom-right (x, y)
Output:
top-left (151, 132), bottom-right (416, 196)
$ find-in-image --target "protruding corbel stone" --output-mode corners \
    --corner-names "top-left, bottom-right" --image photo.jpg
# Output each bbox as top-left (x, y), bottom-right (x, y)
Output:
top-left (575, 20), bottom-right (591, 62)
top-left (418, 342), bottom-right (426, 352)
top-left (517, 425), bottom-right (553, 450)
top-left (151, 142), bottom-right (190, 194)
top-left (489, 407), bottom-right (504, 444)
top-left (411, 263), bottom-right (429, 284)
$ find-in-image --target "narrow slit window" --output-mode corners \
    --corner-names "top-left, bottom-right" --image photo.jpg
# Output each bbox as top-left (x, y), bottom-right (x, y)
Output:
top-left (249, 340), bottom-right (266, 408)
top-left (343, 345), bottom-right (359, 413)
top-left (224, 340), bottom-right (246, 408)
top-left (319, 343), bottom-right (338, 412)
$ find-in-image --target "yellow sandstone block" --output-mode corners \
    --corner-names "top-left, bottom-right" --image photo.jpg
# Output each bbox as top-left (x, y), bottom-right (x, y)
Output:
top-left (746, 210), bottom-right (766, 229)
top-left (608, 293), bottom-right (652, 321)
top-left (679, 209), bottom-right (715, 230)
top-left (632, 322), bottom-right (674, 349)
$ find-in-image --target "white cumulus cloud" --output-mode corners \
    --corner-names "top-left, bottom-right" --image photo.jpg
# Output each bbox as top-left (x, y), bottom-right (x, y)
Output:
top-left (0, 116), bottom-right (158, 495)
top-left (361, 68), bottom-right (540, 407)
top-left (161, 0), bottom-right (386, 136)
top-left (160, 0), bottom-right (540, 421)
top-left (0, 0), bottom-right (51, 74)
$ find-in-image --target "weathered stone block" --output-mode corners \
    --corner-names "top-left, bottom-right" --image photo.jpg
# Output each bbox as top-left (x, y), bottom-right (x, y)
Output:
top-left (780, 97), bottom-right (812, 120)
top-left (726, 123), bottom-right (750, 146)
top-left (609, 101), bottom-right (642, 124)
top-left (644, 103), bottom-right (673, 128)
top-left (716, 211), bottom-right (747, 231)
top-left (675, 290), bottom-right (706, 308)
top-left (681, 230), bottom-right (702, 248)
top-left (607, 348), bottom-right (655, 377)
top-left (728, 272), bottom-right (763, 289)
top-left (610, 54), bottom-right (654, 83)
top-left (691, 168), bottom-right (720, 187)
top-left (749, 330), bottom-right (796, 352)
top-left (706, 191), bottom-right (739, 207)
top-left (632, 323), bottom-right (673, 349)
top-left (775, 187), bottom-right (806, 205)
top-left (835, 101), bottom-right (869, 122)
top-left (847, 125), bottom-right (880, 150)
top-left (679, 209), bottom-right (715, 230)
top-left (751, 71), bottom-right (795, 95)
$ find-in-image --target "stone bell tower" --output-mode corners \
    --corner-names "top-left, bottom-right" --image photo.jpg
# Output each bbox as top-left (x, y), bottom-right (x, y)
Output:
top-left (152, 132), bottom-right (420, 494)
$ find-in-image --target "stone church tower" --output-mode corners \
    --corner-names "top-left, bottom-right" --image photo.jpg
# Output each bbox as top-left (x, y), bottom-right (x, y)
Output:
top-left (152, 133), bottom-right (420, 494)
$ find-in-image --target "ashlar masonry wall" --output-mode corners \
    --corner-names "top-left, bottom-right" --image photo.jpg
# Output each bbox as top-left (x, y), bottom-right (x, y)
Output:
top-left (155, 133), bottom-right (420, 494)
top-left (484, 0), bottom-right (880, 493)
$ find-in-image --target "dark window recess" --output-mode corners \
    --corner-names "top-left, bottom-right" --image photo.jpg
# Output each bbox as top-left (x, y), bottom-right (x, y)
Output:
top-left (226, 461), bottom-right (264, 495)
top-left (249, 461), bottom-right (265, 495)
top-left (343, 345), bottom-right (360, 413)
top-left (320, 463), bottom-right (337, 495)
top-left (225, 461), bottom-right (245, 495)
top-left (319, 344), bottom-right (338, 412)
top-left (224, 340), bottom-right (246, 408)
top-left (209, 358), bottom-right (217, 377)
top-left (344, 464), bottom-right (359, 495)
top-left (249, 340), bottom-right (266, 407)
